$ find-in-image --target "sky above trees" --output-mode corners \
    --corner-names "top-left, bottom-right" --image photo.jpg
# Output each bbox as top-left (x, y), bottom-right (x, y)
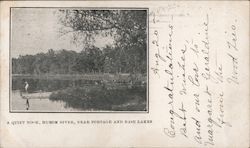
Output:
top-left (11, 8), bottom-right (114, 58)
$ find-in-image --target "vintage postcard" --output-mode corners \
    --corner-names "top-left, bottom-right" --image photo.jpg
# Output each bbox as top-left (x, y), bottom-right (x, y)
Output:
top-left (0, 1), bottom-right (249, 147)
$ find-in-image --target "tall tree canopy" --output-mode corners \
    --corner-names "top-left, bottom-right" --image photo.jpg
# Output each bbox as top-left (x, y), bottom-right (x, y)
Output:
top-left (57, 9), bottom-right (147, 49)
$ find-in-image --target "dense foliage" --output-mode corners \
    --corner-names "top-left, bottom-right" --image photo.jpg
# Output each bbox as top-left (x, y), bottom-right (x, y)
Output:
top-left (12, 46), bottom-right (146, 74)
top-left (57, 10), bottom-right (147, 49)
top-left (49, 85), bottom-right (147, 111)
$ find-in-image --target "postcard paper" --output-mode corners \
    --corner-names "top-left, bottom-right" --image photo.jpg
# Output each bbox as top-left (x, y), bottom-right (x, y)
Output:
top-left (0, 1), bottom-right (249, 147)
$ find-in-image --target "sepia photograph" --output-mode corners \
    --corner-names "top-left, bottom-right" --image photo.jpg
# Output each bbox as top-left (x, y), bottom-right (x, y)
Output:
top-left (10, 8), bottom-right (148, 112)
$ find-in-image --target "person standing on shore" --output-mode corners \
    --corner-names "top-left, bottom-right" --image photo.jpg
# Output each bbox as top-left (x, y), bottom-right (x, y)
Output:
top-left (24, 81), bottom-right (30, 110)
top-left (25, 81), bottom-right (29, 93)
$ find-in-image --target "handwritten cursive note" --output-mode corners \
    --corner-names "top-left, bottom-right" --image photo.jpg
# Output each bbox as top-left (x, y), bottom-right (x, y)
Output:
top-left (149, 3), bottom-right (249, 147)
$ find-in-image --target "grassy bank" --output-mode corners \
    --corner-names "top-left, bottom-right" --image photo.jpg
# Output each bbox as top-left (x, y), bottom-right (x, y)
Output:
top-left (49, 85), bottom-right (147, 111)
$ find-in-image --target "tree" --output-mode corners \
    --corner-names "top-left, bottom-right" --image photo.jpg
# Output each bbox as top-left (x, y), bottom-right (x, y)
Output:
top-left (57, 9), bottom-right (147, 74)
top-left (57, 10), bottom-right (147, 48)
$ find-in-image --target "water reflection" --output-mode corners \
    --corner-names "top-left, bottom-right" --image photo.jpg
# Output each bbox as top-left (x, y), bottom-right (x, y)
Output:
top-left (11, 90), bottom-right (78, 111)
top-left (12, 78), bottom-right (92, 93)
top-left (12, 78), bottom-right (100, 111)
top-left (11, 78), bottom-right (147, 112)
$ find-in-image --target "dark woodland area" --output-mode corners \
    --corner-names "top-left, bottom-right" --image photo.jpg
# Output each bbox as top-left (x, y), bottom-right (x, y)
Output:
top-left (12, 46), bottom-right (146, 74)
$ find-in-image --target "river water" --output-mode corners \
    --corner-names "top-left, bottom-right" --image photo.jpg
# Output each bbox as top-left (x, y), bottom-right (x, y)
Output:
top-left (11, 78), bottom-right (146, 112)
top-left (11, 90), bottom-right (78, 112)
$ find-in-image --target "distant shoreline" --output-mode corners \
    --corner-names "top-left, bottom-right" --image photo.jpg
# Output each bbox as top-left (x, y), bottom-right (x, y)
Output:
top-left (12, 73), bottom-right (146, 82)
